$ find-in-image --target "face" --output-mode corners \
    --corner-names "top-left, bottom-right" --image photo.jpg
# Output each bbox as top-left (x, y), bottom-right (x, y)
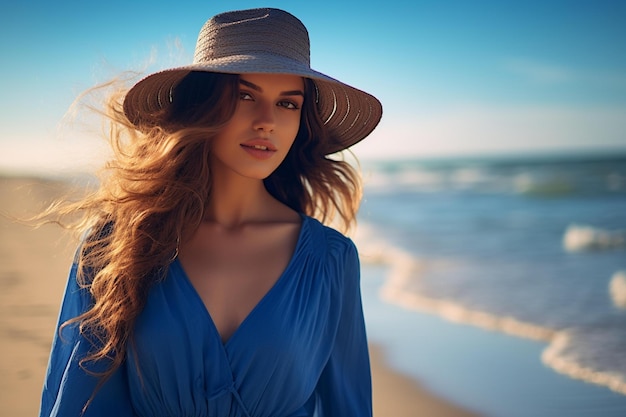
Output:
top-left (209, 73), bottom-right (304, 180)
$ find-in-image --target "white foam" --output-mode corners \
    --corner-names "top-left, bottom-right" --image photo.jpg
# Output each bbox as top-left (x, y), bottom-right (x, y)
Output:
top-left (513, 173), bottom-right (534, 193)
top-left (361, 167), bottom-right (447, 193)
top-left (542, 328), bottom-right (626, 396)
top-left (378, 259), bottom-right (555, 342)
top-left (562, 224), bottom-right (626, 252)
top-left (355, 221), bottom-right (626, 397)
top-left (610, 271), bottom-right (626, 310)
top-left (449, 167), bottom-right (489, 187)
top-left (355, 222), bottom-right (555, 342)
top-left (361, 163), bottom-right (514, 194)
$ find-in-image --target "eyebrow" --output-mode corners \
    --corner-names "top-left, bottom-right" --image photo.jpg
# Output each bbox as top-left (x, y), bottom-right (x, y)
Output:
top-left (239, 79), bottom-right (304, 97)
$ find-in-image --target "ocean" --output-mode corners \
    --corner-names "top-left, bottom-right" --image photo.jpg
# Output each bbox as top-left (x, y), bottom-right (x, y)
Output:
top-left (355, 153), bottom-right (626, 416)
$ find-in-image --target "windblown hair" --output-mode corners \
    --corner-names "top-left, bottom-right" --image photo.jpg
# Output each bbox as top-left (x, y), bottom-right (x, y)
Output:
top-left (48, 71), bottom-right (362, 394)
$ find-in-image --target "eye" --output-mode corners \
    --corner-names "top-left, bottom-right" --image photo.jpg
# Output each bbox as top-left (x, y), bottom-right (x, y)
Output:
top-left (278, 100), bottom-right (300, 110)
top-left (239, 91), bottom-right (254, 101)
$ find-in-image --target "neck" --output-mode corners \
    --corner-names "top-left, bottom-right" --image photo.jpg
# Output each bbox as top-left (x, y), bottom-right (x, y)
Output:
top-left (206, 180), bottom-right (267, 228)
top-left (205, 168), bottom-right (278, 229)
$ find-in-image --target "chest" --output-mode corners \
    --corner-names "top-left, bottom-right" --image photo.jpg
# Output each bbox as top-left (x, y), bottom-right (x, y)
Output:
top-left (177, 223), bottom-right (300, 343)
top-left (128, 254), bottom-right (338, 416)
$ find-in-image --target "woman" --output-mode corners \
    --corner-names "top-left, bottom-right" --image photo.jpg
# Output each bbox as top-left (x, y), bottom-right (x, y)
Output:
top-left (39, 7), bottom-right (382, 417)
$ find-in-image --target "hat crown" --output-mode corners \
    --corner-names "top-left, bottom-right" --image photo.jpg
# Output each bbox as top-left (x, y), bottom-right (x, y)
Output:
top-left (124, 7), bottom-right (382, 154)
top-left (193, 8), bottom-right (311, 67)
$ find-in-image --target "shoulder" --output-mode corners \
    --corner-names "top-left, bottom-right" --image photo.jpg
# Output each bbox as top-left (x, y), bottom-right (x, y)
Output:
top-left (302, 215), bottom-right (359, 267)
top-left (303, 214), bottom-right (355, 247)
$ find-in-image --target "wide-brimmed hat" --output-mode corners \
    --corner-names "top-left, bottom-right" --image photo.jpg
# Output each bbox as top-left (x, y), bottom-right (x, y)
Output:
top-left (123, 8), bottom-right (382, 154)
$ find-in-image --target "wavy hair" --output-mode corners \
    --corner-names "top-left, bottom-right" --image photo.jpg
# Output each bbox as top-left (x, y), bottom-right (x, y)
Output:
top-left (47, 71), bottom-right (362, 398)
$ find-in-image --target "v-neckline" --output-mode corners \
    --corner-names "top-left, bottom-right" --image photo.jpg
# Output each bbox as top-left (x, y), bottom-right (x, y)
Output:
top-left (173, 215), bottom-right (308, 349)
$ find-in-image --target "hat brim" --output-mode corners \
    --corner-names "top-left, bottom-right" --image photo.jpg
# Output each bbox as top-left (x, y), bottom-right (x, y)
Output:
top-left (123, 54), bottom-right (382, 154)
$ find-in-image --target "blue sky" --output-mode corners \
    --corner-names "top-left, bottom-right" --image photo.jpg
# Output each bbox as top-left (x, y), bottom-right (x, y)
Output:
top-left (1, 0), bottom-right (625, 173)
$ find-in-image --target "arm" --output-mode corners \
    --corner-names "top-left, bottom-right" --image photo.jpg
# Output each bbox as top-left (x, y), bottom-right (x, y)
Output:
top-left (39, 261), bottom-right (135, 417)
top-left (316, 240), bottom-right (372, 417)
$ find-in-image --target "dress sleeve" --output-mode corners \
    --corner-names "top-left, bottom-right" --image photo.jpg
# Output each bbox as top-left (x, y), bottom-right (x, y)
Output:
top-left (316, 239), bottom-right (372, 417)
top-left (39, 261), bottom-right (135, 417)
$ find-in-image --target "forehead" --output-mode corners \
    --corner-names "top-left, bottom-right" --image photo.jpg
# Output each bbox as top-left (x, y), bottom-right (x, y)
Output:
top-left (239, 73), bottom-right (304, 92)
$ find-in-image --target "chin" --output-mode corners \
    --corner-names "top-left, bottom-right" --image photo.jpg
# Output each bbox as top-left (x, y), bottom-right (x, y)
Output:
top-left (239, 167), bottom-right (281, 181)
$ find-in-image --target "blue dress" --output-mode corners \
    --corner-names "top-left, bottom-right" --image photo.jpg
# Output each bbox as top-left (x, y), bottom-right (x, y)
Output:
top-left (39, 215), bottom-right (372, 417)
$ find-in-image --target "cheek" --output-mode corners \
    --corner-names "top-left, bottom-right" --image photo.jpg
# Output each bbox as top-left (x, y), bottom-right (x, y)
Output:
top-left (284, 112), bottom-right (302, 140)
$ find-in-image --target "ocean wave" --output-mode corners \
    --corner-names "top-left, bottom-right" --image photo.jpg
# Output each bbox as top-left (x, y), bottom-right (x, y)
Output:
top-left (361, 166), bottom-right (450, 193)
top-left (361, 163), bottom-right (513, 194)
top-left (361, 157), bottom-right (626, 197)
top-left (563, 224), bottom-right (626, 252)
top-left (354, 223), bottom-right (555, 342)
top-left (355, 221), bottom-right (626, 398)
top-left (514, 174), bottom-right (575, 196)
top-left (379, 268), bottom-right (556, 342)
top-left (363, 165), bottom-right (574, 196)
top-left (610, 271), bottom-right (626, 310)
top-left (542, 326), bottom-right (626, 396)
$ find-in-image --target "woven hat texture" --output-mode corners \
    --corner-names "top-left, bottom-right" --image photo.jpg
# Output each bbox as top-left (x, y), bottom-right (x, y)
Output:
top-left (123, 8), bottom-right (382, 153)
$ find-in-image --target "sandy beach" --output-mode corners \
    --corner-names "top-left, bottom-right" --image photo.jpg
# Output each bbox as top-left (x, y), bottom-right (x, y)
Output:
top-left (0, 175), bottom-right (479, 416)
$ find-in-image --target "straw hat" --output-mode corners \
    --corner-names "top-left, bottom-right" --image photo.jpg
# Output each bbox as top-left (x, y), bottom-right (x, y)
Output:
top-left (123, 8), bottom-right (382, 154)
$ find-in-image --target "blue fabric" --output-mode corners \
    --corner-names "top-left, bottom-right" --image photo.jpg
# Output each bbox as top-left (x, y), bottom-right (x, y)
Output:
top-left (39, 215), bottom-right (372, 417)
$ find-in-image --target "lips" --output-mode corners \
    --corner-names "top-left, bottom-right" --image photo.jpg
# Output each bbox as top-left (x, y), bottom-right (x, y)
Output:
top-left (240, 139), bottom-right (277, 152)
top-left (240, 139), bottom-right (277, 160)
top-left (243, 144), bottom-right (271, 151)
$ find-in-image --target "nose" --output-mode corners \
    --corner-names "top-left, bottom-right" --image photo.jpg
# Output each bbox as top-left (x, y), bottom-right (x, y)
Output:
top-left (252, 101), bottom-right (276, 132)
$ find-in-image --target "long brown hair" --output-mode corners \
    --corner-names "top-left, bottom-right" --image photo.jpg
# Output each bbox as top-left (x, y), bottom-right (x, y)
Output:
top-left (50, 71), bottom-right (362, 392)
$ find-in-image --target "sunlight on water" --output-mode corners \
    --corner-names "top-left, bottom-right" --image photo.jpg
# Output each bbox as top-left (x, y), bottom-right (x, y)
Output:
top-left (563, 224), bottom-right (626, 252)
top-left (357, 153), bottom-right (626, 406)
top-left (610, 271), bottom-right (626, 310)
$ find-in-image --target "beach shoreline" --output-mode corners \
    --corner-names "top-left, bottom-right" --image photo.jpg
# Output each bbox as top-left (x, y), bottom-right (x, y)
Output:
top-left (359, 251), bottom-right (626, 417)
top-left (370, 343), bottom-right (481, 416)
top-left (0, 175), bottom-right (480, 416)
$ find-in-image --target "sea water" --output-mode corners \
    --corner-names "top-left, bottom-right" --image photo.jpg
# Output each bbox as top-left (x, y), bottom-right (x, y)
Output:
top-left (356, 153), bottom-right (626, 413)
